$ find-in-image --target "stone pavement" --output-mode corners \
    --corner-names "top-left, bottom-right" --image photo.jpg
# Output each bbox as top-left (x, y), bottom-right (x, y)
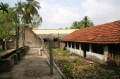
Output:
top-left (0, 48), bottom-right (62, 79)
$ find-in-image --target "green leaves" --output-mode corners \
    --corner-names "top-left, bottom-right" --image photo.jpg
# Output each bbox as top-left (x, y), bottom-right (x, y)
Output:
top-left (0, 7), bottom-right (15, 40)
top-left (0, 2), bottom-right (8, 14)
top-left (70, 16), bottom-right (94, 29)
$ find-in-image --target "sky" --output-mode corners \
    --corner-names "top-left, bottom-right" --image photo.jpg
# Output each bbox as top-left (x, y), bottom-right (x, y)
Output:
top-left (0, 0), bottom-right (120, 29)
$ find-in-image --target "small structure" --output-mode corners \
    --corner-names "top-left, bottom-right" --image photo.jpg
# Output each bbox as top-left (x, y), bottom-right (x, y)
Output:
top-left (8, 26), bottom-right (42, 49)
top-left (60, 20), bottom-right (120, 66)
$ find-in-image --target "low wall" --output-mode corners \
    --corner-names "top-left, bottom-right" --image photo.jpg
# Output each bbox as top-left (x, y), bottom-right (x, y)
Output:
top-left (65, 47), bottom-right (83, 57)
top-left (65, 47), bottom-right (105, 64)
top-left (86, 52), bottom-right (104, 64)
top-left (0, 46), bottom-right (29, 72)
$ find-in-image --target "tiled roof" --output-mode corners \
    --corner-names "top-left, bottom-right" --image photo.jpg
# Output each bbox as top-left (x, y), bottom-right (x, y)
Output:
top-left (60, 20), bottom-right (120, 44)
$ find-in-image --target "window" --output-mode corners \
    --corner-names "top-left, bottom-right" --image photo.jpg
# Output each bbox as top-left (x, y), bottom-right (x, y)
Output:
top-left (72, 42), bottom-right (74, 48)
top-left (76, 42), bottom-right (79, 49)
top-left (68, 42), bottom-right (71, 47)
top-left (108, 44), bottom-right (120, 59)
top-left (81, 43), bottom-right (89, 51)
top-left (91, 44), bottom-right (103, 54)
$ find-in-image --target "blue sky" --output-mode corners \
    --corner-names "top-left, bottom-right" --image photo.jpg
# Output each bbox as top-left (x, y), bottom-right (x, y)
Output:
top-left (0, 0), bottom-right (120, 29)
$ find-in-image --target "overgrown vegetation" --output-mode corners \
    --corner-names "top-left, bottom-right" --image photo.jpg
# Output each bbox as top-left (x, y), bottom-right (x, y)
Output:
top-left (53, 48), bottom-right (120, 79)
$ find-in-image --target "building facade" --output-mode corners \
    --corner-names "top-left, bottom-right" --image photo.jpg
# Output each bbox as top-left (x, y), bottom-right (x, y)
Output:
top-left (61, 20), bottom-right (120, 67)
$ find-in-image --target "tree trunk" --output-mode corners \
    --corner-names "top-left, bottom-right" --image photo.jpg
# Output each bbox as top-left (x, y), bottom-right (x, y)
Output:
top-left (16, 25), bottom-right (19, 50)
top-left (22, 25), bottom-right (25, 47)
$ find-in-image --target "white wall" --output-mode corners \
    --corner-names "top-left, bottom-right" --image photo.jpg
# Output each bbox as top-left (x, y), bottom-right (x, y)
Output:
top-left (86, 51), bottom-right (104, 63)
top-left (65, 47), bottom-right (83, 56)
top-left (65, 43), bottom-right (106, 64)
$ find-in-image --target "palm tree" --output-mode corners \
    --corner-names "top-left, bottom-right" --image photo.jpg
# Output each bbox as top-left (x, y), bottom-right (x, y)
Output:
top-left (23, 0), bottom-right (41, 25)
top-left (70, 16), bottom-right (93, 29)
top-left (15, 0), bottom-right (41, 47)
top-left (70, 21), bottom-right (78, 29)
top-left (14, 0), bottom-right (24, 49)
top-left (80, 16), bottom-right (94, 28)
top-left (0, 2), bottom-right (8, 14)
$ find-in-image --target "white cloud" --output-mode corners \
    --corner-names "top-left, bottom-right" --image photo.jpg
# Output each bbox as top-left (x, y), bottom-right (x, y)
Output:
top-left (82, 0), bottom-right (120, 25)
top-left (38, 0), bottom-right (120, 29)
top-left (39, 1), bottom-right (81, 29)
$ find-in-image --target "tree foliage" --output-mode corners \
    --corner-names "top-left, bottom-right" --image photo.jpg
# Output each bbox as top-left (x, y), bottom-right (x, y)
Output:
top-left (70, 16), bottom-right (94, 29)
top-left (0, 4), bottom-right (15, 50)
top-left (0, 4), bottom-right (14, 40)
top-left (0, 2), bottom-right (8, 14)
top-left (15, 0), bottom-right (42, 28)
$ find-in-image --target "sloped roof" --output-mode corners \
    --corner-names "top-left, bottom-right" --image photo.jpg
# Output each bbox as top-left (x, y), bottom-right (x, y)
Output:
top-left (20, 26), bottom-right (41, 40)
top-left (60, 20), bottom-right (120, 44)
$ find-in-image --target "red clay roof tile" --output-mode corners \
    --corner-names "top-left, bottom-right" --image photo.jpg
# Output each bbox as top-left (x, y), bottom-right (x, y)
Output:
top-left (60, 20), bottom-right (120, 44)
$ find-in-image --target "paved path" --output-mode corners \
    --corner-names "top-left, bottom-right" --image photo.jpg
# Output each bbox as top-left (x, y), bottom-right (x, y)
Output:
top-left (0, 48), bottom-right (62, 79)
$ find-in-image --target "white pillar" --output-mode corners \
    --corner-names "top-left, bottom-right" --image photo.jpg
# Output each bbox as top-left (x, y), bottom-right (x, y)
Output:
top-left (89, 44), bottom-right (92, 53)
top-left (70, 42), bottom-right (72, 48)
top-left (79, 43), bottom-right (81, 50)
top-left (104, 46), bottom-right (108, 62)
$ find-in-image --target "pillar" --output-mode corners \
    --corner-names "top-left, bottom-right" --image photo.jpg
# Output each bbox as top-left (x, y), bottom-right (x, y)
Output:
top-left (79, 43), bottom-right (81, 50)
top-left (89, 44), bottom-right (92, 53)
top-left (104, 46), bottom-right (109, 62)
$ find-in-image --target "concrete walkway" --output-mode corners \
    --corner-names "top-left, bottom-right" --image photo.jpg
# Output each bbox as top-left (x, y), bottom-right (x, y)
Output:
top-left (0, 48), bottom-right (62, 79)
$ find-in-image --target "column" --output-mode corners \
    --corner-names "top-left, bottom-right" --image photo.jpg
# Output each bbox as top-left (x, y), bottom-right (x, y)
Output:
top-left (104, 46), bottom-right (108, 62)
top-left (79, 43), bottom-right (81, 50)
top-left (89, 44), bottom-right (92, 53)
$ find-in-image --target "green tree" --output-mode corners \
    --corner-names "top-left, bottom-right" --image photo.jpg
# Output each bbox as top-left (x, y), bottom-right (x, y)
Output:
top-left (23, 0), bottom-right (41, 25)
top-left (70, 16), bottom-right (94, 29)
top-left (15, 0), bottom-right (42, 47)
top-left (80, 16), bottom-right (94, 28)
top-left (31, 14), bottom-right (42, 28)
top-left (0, 2), bottom-right (8, 14)
top-left (0, 4), bottom-right (15, 50)
top-left (14, 0), bottom-right (25, 49)
top-left (70, 21), bottom-right (79, 29)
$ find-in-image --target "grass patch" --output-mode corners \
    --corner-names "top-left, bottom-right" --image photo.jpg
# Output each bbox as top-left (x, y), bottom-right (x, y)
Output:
top-left (52, 49), bottom-right (58, 56)
top-left (56, 48), bottom-right (68, 56)
top-left (72, 58), bottom-right (84, 65)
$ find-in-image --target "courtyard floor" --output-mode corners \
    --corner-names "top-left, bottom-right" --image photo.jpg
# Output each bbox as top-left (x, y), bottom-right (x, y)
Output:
top-left (0, 48), bottom-right (62, 79)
